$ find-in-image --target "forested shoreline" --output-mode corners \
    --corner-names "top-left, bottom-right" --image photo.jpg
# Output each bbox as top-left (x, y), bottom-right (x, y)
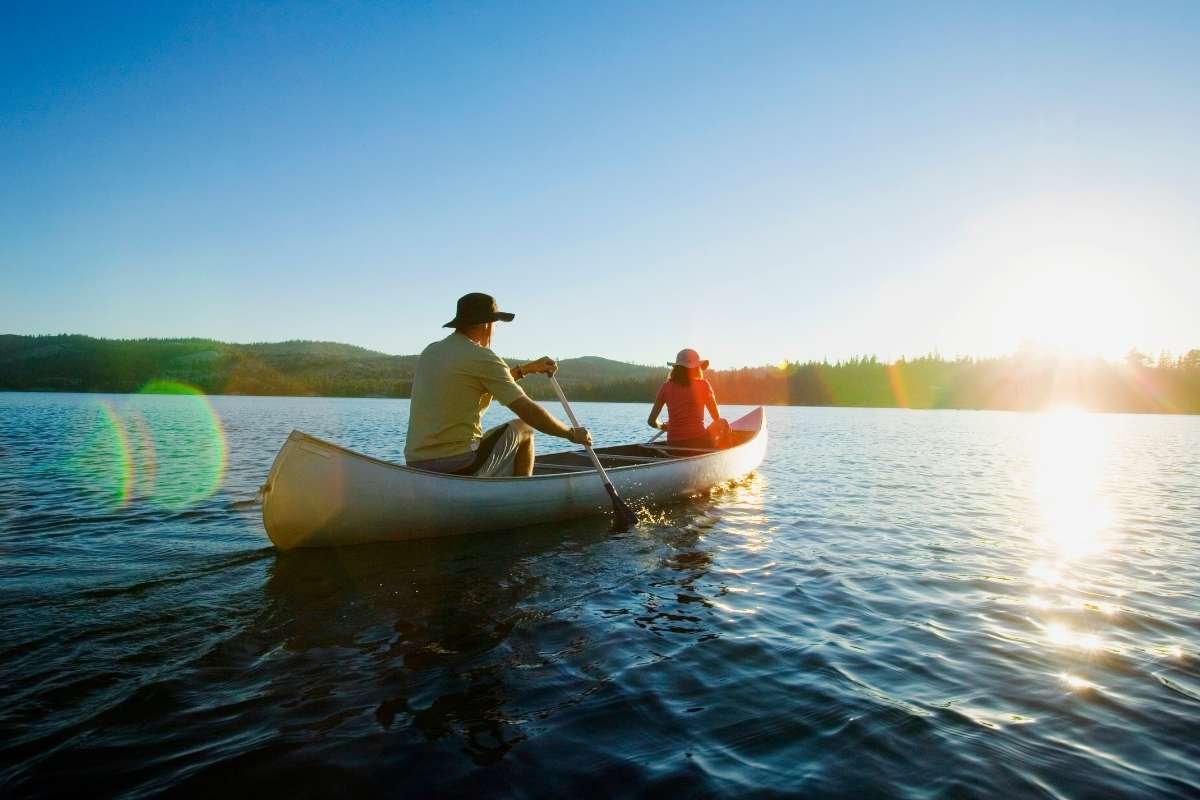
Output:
top-left (2, 334), bottom-right (1198, 413)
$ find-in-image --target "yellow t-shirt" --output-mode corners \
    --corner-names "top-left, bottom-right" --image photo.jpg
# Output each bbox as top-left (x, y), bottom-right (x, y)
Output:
top-left (405, 333), bottom-right (527, 462)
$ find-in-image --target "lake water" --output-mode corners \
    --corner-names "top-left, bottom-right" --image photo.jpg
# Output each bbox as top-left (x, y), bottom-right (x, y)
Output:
top-left (1, 392), bottom-right (1199, 797)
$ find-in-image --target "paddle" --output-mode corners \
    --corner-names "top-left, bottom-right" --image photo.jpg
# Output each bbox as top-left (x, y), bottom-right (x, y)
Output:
top-left (548, 374), bottom-right (639, 532)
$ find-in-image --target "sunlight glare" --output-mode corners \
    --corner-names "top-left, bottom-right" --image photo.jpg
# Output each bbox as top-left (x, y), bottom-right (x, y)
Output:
top-left (1008, 267), bottom-right (1134, 357)
top-left (1032, 408), bottom-right (1115, 560)
top-left (945, 192), bottom-right (1173, 360)
top-left (1044, 623), bottom-right (1102, 652)
top-left (1059, 672), bottom-right (1100, 691)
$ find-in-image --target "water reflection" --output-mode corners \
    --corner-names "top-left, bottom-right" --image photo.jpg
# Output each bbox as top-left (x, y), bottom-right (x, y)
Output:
top-left (6, 395), bottom-right (1200, 796)
top-left (257, 487), bottom-right (748, 766)
top-left (634, 532), bottom-right (715, 636)
top-left (1059, 672), bottom-right (1101, 692)
top-left (1025, 409), bottom-right (1124, 692)
top-left (1031, 409), bottom-right (1115, 560)
top-left (631, 477), bottom-right (767, 638)
top-left (261, 519), bottom-right (614, 764)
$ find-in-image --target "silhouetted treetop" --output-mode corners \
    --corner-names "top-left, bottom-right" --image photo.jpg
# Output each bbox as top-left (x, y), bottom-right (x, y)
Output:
top-left (0, 334), bottom-right (1196, 413)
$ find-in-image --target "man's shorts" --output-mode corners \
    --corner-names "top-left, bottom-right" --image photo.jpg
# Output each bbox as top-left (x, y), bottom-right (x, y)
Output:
top-left (408, 420), bottom-right (533, 477)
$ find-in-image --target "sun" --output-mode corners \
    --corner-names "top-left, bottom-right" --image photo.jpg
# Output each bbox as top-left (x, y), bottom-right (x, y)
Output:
top-left (945, 191), bottom-right (1165, 360)
top-left (1001, 265), bottom-right (1141, 358)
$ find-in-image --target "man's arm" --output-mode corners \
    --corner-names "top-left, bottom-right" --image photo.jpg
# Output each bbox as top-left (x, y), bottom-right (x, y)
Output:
top-left (509, 397), bottom-right (592, 446)
top-left (511, 356), bottom-right (557, 382)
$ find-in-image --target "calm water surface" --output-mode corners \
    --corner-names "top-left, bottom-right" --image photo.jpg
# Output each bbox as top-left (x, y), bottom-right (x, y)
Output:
top-left (1, 393), bottom-right (1198, 797)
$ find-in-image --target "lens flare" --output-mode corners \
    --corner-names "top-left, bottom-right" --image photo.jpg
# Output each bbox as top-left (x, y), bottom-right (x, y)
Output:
top-left (126, 409), bottom-right (158, 500)
top-left (137, 381), bottom-right (228, 509)
top-left (61, 386), bottom-right (226, 512)
top-left (68, 401), bottom-right (134, 509)
top-left (886, 363), bottom-right (910, 408)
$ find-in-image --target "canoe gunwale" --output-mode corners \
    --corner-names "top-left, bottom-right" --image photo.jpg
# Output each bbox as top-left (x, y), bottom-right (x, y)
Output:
top-left (261, 407), bottom-right (766, 548)
top-left (272, 406), bottom-right (765, 485)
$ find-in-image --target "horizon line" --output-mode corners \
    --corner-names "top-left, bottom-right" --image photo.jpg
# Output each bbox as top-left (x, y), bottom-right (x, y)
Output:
top-left (4, 331), bottom-right (1195, 371)
top-left (3, 331), bottom-right (1195, 371)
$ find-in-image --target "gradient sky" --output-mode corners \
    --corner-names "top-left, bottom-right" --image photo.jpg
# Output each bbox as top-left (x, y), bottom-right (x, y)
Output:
top-left (3, 1), bottom-right (1198, 366)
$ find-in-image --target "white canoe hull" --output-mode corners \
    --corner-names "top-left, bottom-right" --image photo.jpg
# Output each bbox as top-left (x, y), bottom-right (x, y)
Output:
top-left (261, 407), bottom-right (766, 549)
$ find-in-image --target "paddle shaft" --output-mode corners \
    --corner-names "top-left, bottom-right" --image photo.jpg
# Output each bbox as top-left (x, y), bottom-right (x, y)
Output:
top-left (547, 374), bottom-right (638, 531)
top-left (548, 376), bottom-right (619, 489)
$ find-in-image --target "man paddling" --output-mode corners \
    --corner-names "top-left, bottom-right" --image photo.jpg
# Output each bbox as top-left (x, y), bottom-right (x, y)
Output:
top-left (405, 292), bottom-right (592, 476)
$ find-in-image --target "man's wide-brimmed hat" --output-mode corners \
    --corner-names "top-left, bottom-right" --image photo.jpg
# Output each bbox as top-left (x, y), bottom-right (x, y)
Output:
top-left (444, 292), bottom-right (516, 328)
top-left (669, 348), bottom-right (709, 370)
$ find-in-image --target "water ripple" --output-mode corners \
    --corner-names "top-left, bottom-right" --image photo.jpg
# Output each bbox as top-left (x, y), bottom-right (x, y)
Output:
top-left (2, 395), bottom-right (1199, 796)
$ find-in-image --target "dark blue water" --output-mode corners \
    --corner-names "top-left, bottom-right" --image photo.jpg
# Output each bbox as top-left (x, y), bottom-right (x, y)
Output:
top-left (2, 393), bottom-right (1199, 797)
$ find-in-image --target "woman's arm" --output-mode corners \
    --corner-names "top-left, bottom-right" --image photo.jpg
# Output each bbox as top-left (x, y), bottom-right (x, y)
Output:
top-left (647, 397), bottom-right (667, 430)
top-left (705, 396), bottom-right (721, 422)
top-left (705, 382), bottom-right (721, 422)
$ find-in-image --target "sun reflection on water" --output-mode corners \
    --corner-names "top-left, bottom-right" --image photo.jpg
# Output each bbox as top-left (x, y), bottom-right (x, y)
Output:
top-left (1022, 408), bottom-right (1124, 693)
top-left (1030, 408), bottom-right (1115, 561)
top-left (1043, 622), bottom-right (1102, 652)
top-left (1060, 672), bottom-right (1101, 691)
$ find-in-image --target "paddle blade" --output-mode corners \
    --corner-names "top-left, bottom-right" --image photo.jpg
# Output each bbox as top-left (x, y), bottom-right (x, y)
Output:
top-left (604, 482), bottom-right (639, 532)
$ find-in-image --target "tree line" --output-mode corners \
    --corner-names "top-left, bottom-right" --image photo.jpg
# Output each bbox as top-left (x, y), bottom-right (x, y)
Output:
top-left (2, 335), bottom-right (1198, 413)
top-left (521, 350), bottom-right (1200, 413)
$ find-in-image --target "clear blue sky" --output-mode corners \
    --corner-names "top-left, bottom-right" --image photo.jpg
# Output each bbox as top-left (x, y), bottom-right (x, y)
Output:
top-left (3, 1), bottom-right (1198, 366)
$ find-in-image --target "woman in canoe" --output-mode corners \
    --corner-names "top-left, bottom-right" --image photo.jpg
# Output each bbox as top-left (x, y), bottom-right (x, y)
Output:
top-left (647, 349), bottom-right (731, 449)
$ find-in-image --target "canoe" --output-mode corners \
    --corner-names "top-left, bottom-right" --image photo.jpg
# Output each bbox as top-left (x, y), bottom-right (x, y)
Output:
top-left (260, 407), bottom-right (767, 549)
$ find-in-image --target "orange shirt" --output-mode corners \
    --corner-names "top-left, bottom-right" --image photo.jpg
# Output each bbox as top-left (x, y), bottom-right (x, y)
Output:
top-left (656, 379), bottom-right (714, 441)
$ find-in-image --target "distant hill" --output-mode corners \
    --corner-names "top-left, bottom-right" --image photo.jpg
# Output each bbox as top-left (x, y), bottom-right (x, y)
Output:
top-left (0, 334), bottom-right (660, 399)
top-left (551, 355), bottom-right (661, 380)
top-left (2, 334), bottom-right (1197, 412)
